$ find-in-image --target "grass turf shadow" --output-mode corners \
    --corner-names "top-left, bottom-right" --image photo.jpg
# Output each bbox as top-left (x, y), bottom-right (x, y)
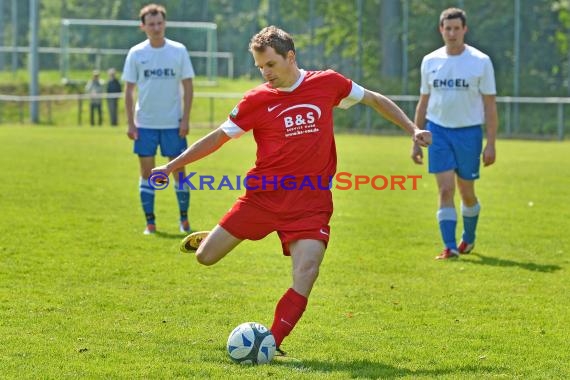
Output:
top-left (461, 252), bottom-right (562, 273)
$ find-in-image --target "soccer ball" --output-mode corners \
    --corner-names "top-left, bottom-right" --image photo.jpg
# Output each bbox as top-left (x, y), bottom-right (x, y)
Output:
top-left (226, 322), bottom-right (276, 365)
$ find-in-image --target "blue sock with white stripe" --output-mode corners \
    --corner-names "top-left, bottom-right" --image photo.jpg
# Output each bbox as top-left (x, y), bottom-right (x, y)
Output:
top-left (139, 177), bottom-right (155, 225)
top-left (461, 202), bottom-right (481, 244)
top-left (174, 181), bottom-right (190, 222)
top-left (437, 207), bottom-right (457, 250)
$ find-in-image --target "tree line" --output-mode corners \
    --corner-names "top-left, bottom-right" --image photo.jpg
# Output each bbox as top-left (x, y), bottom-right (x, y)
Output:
top-left (2, 0), bottom-right (570, 97)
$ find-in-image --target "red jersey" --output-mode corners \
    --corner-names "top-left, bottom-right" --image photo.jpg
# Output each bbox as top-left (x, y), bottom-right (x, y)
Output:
top-left (221, 69), bottom-right (363, 211)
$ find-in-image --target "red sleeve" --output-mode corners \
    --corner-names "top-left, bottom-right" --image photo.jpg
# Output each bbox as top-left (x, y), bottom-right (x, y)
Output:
top-left (228, 86), bottom-right (266, 133)
top-left (323, 70), bottom-right (353, 107)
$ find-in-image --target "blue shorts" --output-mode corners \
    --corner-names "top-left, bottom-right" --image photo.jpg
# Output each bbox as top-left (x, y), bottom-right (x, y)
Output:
top-left (427, 121), bottom-right (483, 180)
top-left (134, 128), bottom-right (187, 157)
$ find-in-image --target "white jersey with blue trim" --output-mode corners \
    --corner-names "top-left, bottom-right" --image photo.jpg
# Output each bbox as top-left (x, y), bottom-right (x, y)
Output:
top-left (122, 38), bottom-right (195, 129)
top-left (420, 45), bottom-right (496, 128)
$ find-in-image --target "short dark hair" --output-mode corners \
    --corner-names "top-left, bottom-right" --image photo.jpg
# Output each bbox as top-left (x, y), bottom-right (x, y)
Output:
top-left (249, 26), bottom-right (295, 59)
top-left (439, 8), bottom-right (466, 27)
top-left (140, 4), bottom-right (166, 24)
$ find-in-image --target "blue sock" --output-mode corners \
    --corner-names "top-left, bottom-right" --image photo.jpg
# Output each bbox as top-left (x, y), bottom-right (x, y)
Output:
top-left (174, 181), bottom-right (190, 221)
top-left (437, 208), bottom-right (457, 250)
top-left (140, 177), bottom-right (155, 225)
top-left (461, 202), bottom-right (481, 244)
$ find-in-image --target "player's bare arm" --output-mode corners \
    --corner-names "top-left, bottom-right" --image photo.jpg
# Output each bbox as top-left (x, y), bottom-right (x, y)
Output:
top-left (125, 82), bottom-right (138, 140)
top-left (152, 127), bottom-right (231, 175)
top-left (411, 94), bottom-right (430, 164)
top-left (360, 89), bottom-right (431, 147)
top-left (482, 94), bottom-right (498, 167)
top-left (179, 78), bottom-right (194, 137)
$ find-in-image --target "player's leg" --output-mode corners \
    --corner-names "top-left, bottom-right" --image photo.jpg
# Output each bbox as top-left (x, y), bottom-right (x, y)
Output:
top-left (185, 197), bottom-right (275, 261)
top-left (139, 155), bottom-right (156, 234)
top-left (188, 195), bottom-right (276, 259)
top-left (271, 239), bottom-right (325, 349)
top-left (169, 160), bottom-right (190, 232)
top-left (427, 122), bottom-right (459, 259)
top-left (290, 239), bottom-right (326, 297)
top-left (453, 126), bottom-right (483, 254)
top-left (457, 178), bottom-right (479, 253)
top-left (435, 170), bottom-right (458, 257)
top-left (134, 128), bottom-right (160, 234)
top-left (162, 129), bottom-right (190, 232)
top-left (194, 224), bottom-right (243, 265)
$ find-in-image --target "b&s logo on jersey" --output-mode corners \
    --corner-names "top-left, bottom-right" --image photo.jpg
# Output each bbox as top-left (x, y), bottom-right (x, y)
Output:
top-left (277, 104), bottom-right (321, 137)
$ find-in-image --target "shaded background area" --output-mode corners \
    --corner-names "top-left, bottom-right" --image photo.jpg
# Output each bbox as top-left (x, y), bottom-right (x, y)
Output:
top-left (1, 0), bottom-right (570, 137)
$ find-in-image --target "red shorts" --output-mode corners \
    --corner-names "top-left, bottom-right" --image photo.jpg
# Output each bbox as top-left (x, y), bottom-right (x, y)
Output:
top-left (219, 188), bottom-right (333, 256)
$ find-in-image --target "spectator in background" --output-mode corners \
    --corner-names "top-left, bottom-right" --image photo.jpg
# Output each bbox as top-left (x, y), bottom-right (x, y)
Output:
top-left (85, 70), bottom-right (103, 126)
top-left (106, 68), bottom-right (122, 126)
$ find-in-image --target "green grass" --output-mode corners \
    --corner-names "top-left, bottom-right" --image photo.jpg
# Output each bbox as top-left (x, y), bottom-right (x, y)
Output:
top-left (0, 126), bottom-right (569, 379)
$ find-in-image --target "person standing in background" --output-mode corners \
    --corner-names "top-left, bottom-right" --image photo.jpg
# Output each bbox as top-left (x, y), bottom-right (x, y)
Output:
top-left (122, 3), bottom-right (195, 235)
top-left (85, 70), bottom-right (103, 126)
top-left (106, 68), bottom-right (122, 126)
top-left (412, 8), bottom-right (498, 260)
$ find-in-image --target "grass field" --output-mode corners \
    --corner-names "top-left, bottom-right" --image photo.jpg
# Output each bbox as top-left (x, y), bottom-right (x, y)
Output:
top-left (0, 125), bottom-right (569, 379)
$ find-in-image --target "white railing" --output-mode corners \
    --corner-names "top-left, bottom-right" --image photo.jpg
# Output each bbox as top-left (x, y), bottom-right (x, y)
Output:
top-left (363, 95), bottom-right (568, 140)
top-left (0, 93), bottom-right (567, 140)
top-left (0, 92), bottom-right (243, 127)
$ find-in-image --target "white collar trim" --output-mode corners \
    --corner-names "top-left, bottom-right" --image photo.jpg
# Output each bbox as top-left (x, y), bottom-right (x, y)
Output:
top-left (277, 69), bottom-right (306, 92)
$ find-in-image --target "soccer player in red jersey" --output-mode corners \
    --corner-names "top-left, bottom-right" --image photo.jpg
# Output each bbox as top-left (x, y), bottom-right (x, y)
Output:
top-left (152, 26), bottom-right (431, 355)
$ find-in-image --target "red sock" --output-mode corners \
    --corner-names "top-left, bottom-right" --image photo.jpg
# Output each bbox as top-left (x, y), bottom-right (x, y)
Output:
top-left (270, 288), bottom-right (308, 347)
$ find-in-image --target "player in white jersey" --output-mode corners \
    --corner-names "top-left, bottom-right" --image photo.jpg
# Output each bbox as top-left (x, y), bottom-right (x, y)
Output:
top-left (122, 4), bottom-right (195, 235)
top-left (412, 7), bottom-right (499, 260)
